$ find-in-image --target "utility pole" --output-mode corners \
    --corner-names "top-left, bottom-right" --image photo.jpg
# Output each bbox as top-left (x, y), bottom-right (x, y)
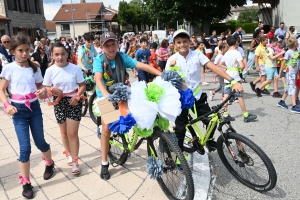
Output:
top-left (71, 0), bottom-right (75, 38)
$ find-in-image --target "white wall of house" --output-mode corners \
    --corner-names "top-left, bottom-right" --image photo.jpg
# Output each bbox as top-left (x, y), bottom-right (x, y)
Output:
top-left (272, 0), bottom-right (300, 31)
top-left (73, 22), bottom-right (89, 37)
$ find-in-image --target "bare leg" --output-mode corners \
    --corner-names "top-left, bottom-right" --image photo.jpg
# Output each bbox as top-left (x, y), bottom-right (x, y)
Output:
top-left (238, 97), bottom-right (247, 113)
top-left (58, 122), bottom-right (71, 153)
top-left (19, 162), bottom-right (30, 180)
top-left (100, 118), bottom-right (111, 162)
top-left (66, 118), bottom-right (80, 161)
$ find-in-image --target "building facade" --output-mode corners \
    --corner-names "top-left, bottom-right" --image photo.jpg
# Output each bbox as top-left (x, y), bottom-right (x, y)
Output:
top-left (52, 2), bottom-right (118, 39)
top-left (0, 0), bottom-right (46, 43)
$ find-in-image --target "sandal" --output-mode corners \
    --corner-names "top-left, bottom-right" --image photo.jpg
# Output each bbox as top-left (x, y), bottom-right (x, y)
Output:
top-left (63, 150), bottom-right (73, 166)
top-left (72, 157), bottom-right (80, 175)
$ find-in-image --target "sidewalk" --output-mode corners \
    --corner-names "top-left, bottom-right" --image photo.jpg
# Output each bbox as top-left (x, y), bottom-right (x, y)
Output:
top-left (0, 99), bottom-right (210, 200)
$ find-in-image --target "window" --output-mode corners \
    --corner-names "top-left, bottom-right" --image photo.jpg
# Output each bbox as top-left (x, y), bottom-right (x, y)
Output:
top-left (61, 24), bottom-right (70, 34)
top-left (34, 0), bottom-right (40, 14)
top-left (23, 0), bottom-right (29, 12)
top-left (8, 0), bottom-right (18, 11)
top-left (17, 0), bottom-right (28, 12)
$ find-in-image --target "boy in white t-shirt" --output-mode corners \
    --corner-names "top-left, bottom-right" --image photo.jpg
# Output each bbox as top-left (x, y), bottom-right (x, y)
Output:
top-left (209, 43), bottom-right (228, 101)
top-left (220, 36), bottom-right (257, 122)
top-left (166, 29), bottom-right (243, 152)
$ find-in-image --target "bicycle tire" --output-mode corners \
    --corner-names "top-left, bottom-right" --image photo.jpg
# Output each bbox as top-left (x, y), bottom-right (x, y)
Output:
top-left (150, 130), bottom-right (195, 200)
top-left (88, 91), bottom-right (98, 124)
top-left (81, 92), bottom-right (88, 116)
top-left (108, 133), bottom-right (129, 166)
top-left (217, 132), bottom-right (277, 192)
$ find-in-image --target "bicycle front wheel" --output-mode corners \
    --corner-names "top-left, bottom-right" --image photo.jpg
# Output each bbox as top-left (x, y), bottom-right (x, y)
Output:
top-left (217, 132), bottom-right (277, 192)
top-left (88, 91), bottom-right (98, 124)
top-left (108, 134), bottom-right (129, 166)
top-left (150, 130), bottom-right (195, 200)
top-left (81, 92), bottom-right (88, 116)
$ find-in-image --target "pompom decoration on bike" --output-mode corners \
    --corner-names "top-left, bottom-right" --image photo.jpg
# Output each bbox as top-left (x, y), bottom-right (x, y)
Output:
top-left (128, 77), bottom-right (182, 132)
top-left (146, 156), bottom-right (164, 179)
top-left (160, 70), bottom-right (183, 90)
top-left (109, 113), bottom-right (136, 134)
top-left (179, 89), bottom-right (195, 109)
top-left (107, 83), bottom-right (131, 103)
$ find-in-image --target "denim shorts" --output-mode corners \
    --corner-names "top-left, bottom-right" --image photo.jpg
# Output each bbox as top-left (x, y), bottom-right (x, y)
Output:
top-left (224, 83), bottom-right (243, 97)
top-left (266, 67), bottom-right (278, 80)
top-left (12, 100), bottom-right (50, 162)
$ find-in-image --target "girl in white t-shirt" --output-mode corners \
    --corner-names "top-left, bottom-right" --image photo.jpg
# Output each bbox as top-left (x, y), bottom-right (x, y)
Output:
top-left (0, 33), bottom-right (54, 199)
top-left (43, 43), bottom-right (85, 175)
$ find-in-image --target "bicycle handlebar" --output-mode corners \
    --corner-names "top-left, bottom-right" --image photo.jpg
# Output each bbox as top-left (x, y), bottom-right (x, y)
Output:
top-left (189, 90), bottom-right (236, 124)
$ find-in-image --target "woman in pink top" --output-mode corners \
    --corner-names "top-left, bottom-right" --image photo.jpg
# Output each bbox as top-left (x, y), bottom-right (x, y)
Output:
top-left (157, 39), bottom-right (169, 71)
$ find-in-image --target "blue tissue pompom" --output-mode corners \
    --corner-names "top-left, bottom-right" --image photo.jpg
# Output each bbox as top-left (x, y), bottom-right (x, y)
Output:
top-left (179, 89), bottom-right (195, 109)
top-left (107, 83), bottom-right (131, 103)
top-left (146, 156), bottom-right (164, 179)
top-left (109, 113), bottom-right (136, 134)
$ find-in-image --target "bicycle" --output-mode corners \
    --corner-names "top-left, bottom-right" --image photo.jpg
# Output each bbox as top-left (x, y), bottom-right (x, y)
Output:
top-left (97, 113), bottom-right (195, 200)
top-left (183, 91), bottom-right (277, 192)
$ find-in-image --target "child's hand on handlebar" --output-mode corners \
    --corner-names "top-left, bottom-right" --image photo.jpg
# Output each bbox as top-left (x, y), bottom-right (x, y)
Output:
top-left (232, 81), bottom-right (244, 93)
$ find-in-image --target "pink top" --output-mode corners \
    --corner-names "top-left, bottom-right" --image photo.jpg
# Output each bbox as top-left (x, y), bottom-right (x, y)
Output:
top-left (157, 47), bottom-right (169, 61)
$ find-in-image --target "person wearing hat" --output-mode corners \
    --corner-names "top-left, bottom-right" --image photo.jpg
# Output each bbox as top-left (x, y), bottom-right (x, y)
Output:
top-left (93, 32), bottom-right (161, 180)
top-left (166, 29), bottom-right (244, 155)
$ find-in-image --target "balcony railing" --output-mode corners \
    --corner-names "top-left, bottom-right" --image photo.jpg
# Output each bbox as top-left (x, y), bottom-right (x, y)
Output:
top-left (61, 30), bottom-right (70, 34)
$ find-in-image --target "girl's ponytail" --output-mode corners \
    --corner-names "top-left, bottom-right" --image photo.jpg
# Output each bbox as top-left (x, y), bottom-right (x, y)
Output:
top-left (27, 58), bottom-right (38, 73)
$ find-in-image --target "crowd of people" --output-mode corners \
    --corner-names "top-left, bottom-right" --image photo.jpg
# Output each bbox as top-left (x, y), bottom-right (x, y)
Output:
top-left (0, 20), bottom-right (299, 199)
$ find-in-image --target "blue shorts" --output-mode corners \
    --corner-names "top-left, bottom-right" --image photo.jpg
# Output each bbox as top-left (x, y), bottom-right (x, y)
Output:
top-left (266, 67), bottom-right (278, 80)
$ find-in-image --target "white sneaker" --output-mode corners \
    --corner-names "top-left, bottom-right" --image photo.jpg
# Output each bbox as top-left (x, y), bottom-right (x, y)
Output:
top-left (202, 82), bottom-right (209, 86)
top-left (209, 91), bottom-right (214, 101)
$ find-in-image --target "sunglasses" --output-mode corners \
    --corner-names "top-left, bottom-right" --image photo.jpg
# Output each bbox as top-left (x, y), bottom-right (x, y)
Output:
top-left (3, 41), bottom-right (9, 44)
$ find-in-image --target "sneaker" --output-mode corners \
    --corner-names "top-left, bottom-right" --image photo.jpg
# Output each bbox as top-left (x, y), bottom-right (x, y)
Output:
top-left (255, 88), bottom-right (262, 97)
top-left (206, 140), bottom-right (217, 152)
top-left (243, 113), bottom-right (257, 122)
top-left (22, 183), bottom-right (34, 199)
top-left (277, 100), bottom-right (288, 109)
top-left (250, 81), bottom-right (256, 91)
top-left (202, 82), bottom-right (209, 86)
top-left (291, 106), bottom-right (300, 113)
top-left (209, 91), bottom-right (214, 101)
top-left (223, 115), bottom-right (235, 121)
top-left (43, 161), bottom-right (55, 180)
top-left (272, 92), bottom-right (282, 98)
top-left (261, 89), bottom-right (270, 94)
top-left (234, 97), bottom-right (239, 103)
top-left (100, 164), bottom-right (110, 180)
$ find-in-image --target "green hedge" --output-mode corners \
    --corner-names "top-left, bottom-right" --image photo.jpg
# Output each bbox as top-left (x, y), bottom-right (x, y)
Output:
top-left (210, 22), bottom-right (269, 34)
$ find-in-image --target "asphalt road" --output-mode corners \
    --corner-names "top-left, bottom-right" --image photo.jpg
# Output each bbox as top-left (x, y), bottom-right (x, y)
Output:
top-left (202, 73), bottom-right (299, 200)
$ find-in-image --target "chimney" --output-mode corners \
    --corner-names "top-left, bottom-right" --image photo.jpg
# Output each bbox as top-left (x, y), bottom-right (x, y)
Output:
top-left (80, 0), bottom-right (86, 3)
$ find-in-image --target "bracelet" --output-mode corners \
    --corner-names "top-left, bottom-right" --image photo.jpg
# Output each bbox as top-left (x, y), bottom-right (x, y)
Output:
top-left (229, 77), bottom-right (235, 83)
top-left (4, 101), bottom-right (11, 109)
top-left (75, 94), bottom-right (81, 101)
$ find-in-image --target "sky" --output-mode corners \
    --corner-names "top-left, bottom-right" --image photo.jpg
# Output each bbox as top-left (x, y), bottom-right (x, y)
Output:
top-left (43, 0), bottom-right (256, 20)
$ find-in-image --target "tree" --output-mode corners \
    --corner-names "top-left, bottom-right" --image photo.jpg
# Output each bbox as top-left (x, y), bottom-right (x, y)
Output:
top-left (238, 7), bottom-right (259, 23)
top-left (144, 0), bottom-right (247, 33)
top-left (117, 1), bottom-right (143, 32)
top-left (117, 1), bottom-right (131, 31)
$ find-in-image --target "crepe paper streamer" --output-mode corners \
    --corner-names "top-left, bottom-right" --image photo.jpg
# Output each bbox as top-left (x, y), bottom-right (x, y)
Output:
top-left (145, 82), bottom-right (165, 103)
top-left (154, 114), bottom-right (169, 131)
top-left (179, 89), bottom-right (195, 109)
top-left (146, 156), bottom-right (164, 179)
top-left (108, 113), bottom-right (136, 134)
top-left (169, 66), bottom-right (185, 79)
top-left (118, 101), bottom-right (127, 117)
top-left (133, 125), bottom-right (153, 138)
top-left (107, 83), bottom-right (131, 104)
top-left (161, 70), bottom-right (183, 90)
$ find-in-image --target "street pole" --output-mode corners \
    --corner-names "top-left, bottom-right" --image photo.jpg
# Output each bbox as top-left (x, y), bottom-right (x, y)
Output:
top-left (157, 19), bottom-right (159, 30)
top-left (71, 0), bottom-right (75, 39)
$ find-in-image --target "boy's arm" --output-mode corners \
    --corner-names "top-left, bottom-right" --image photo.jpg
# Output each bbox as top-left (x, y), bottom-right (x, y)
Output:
top-left (219, 61), bottom-right (227, 69)
top-left (94, 72), bottom-right (109, 98)
top-left (269, 50), bottom-right (285, 60)
top-left (136, 62), bottom-right (161, 76)
top-left (238, 59), bottom-right (245, 69)
top-left (275, 59), bottom-right (286, 79)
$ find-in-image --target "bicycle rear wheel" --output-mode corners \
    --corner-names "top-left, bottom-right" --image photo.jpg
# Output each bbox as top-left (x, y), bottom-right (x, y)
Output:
top-left (81, 92), bottom-right (88, 116)
top-left (217, 132), bottom-right (277, 192)
top-left (108, 133), bottom-right (129, 166)
top-left (88, 91), bottom-right (98, 124)
top-left (149, 130), bottom-right (195, 200)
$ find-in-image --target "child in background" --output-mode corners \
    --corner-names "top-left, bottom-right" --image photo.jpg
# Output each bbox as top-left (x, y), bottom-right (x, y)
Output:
top-left (274, 40), bottom-right (287, 90)
top-left (134, 37), bottom-right (151, 82)
top-left (0, 34), bottom-right (54, 199)
top-left (149, 42), bottom-right (161, 81)
top-left (276, 37), bottom-right (300, 113)
top-left (220, 36), bottom-right (257, 122)
top-left (254, 37), bottom-right (285, 97)
top-left (209, 43), bottom-right (228, 101)
top-left (196, 41), bottom-right (209, 85)
top-left (157, 39), bottom-right (169, 71)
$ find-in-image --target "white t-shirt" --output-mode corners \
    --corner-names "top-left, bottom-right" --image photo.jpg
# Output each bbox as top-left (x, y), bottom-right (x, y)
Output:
top-left (237, 47), bottom-right (245, 57)
top-left (221, 50), bottom-right (243, 83)
top-left (166, 50), bottom-right (210, 99)
top-left (43, 63), bottom-right (84, 96)
top-left (214, 54), bottom-right (223, 65)
top-left (0, 62), bottom-right (43, 103)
